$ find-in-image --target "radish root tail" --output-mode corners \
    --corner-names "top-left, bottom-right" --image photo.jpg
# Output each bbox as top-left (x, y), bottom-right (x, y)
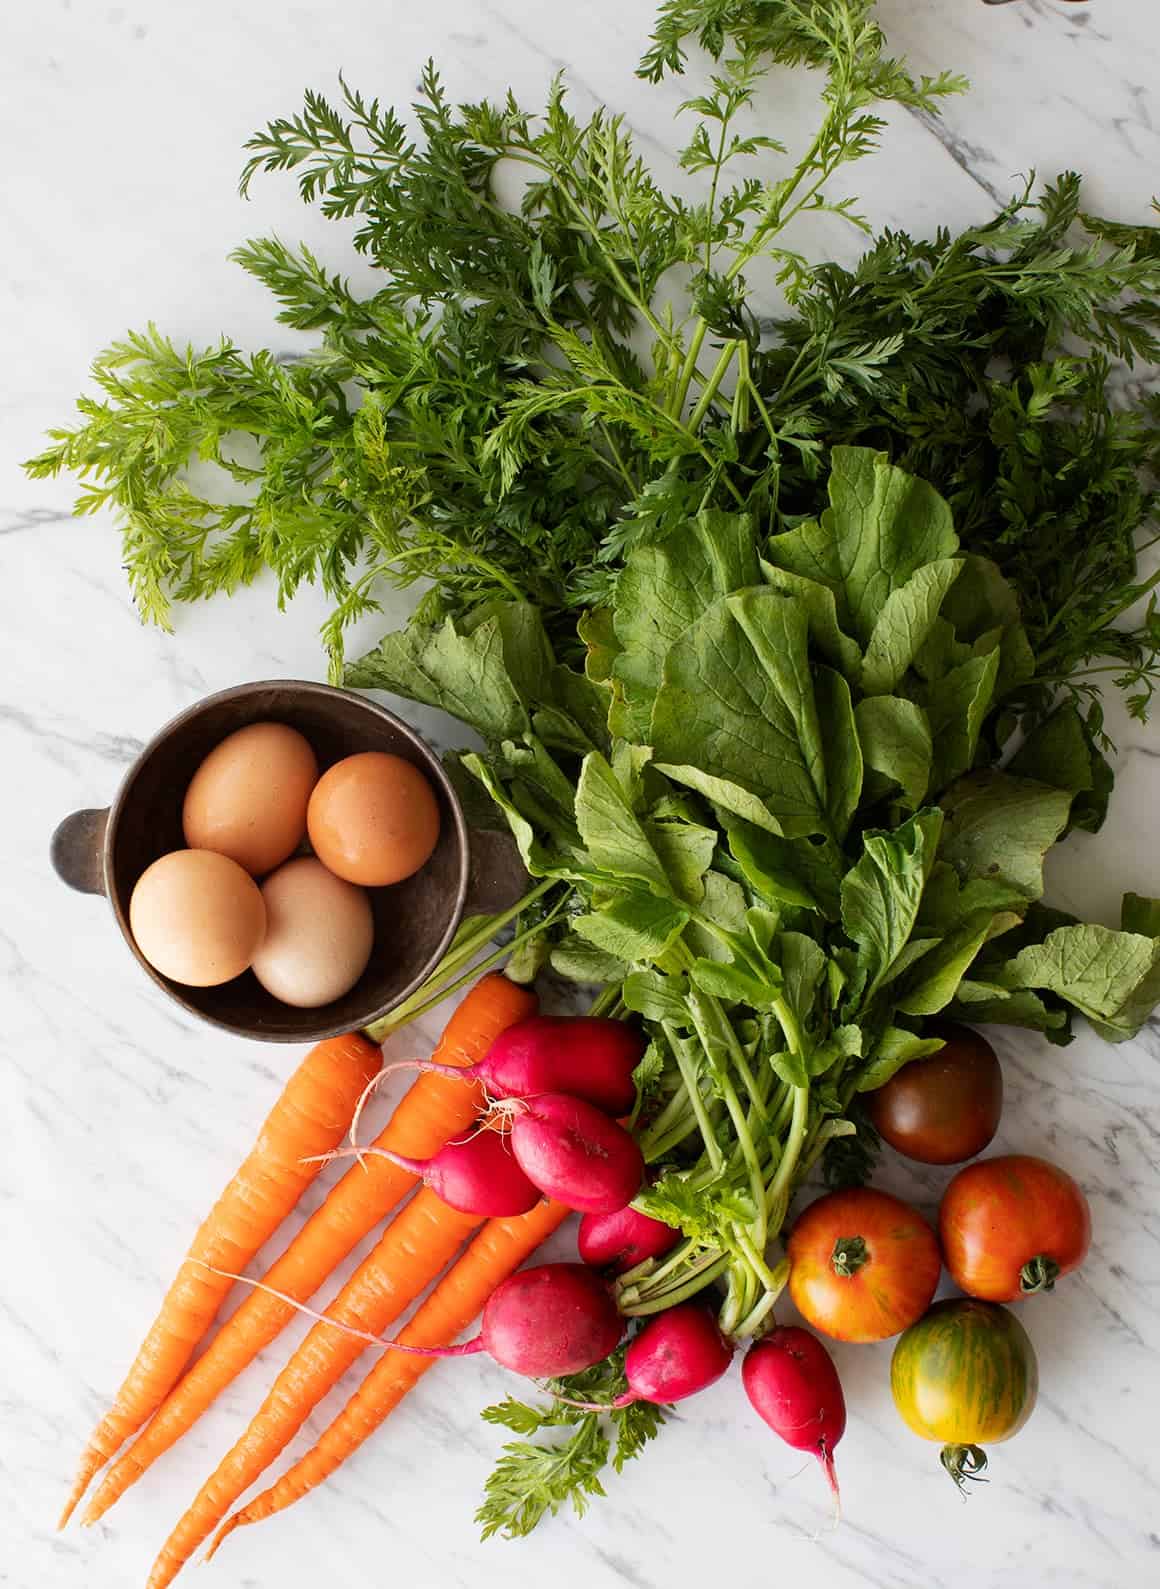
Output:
top-left (193, 1261), bottom-right (482, 1357)
top-left (819, 1443), bottom-right (842, 1524)
top-left (347, 1058), bottom-right (422, 1163)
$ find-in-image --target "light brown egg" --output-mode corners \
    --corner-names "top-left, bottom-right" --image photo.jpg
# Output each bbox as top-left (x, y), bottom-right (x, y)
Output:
top-left (250, 857), bottom-right (374, 1008)
top-left (129, 849), bottom-right (266, 988)
top-left (183, 721), bottom-right (319, 877)
top-left (307, 752), bottom-right (441, 887)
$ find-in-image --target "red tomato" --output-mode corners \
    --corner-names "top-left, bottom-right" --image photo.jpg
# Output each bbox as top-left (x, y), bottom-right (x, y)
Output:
top-left (867, 1021), bottom-right (1002, 1165)
top-left (787, 1187), bottom-right (942, 1343)
top-left (939, 1154), bottom-right (1091, 1302)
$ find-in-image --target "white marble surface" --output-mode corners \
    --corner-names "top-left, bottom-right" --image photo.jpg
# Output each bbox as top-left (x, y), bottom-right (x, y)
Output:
top-left (4, 3), bottom-right (1160, 1587)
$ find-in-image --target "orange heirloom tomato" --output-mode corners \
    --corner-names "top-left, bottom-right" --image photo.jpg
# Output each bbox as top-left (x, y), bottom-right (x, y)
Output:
top-left (787, 1187), bottom-right (941, 1343)
top-left (939, 1154), bottom-right (1091, 1302)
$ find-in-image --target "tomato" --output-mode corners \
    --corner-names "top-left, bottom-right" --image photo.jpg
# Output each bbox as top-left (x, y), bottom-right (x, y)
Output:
top-left (787, 1187), bottom-right (941, 1343)
top-left (939, 1154), bottom-right (1091, 1302)
top-left (890, 1298), bottom-right (1038, 1487)
top-left (867, 1020), bottom-right (1002, 1165)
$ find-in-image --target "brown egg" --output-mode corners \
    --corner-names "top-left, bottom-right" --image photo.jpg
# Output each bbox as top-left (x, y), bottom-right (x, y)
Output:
top-left (129, 849), bottom-right (266, 988)
top-left (307, 752), bottom-right (440, 887)
top-left (183, 721), bottom-right (319, 876)
top-left (250, 857), bottom-right (374, 1008)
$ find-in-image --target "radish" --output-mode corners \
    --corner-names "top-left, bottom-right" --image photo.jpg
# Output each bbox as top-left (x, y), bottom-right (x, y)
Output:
top-left (372, 1016), bottom-right (645, 1113)
top-left (557, 1303), bottom-right (733, 1412)
top-left (508, 1092), bottom-right (644, 1214)
top-left (395, 1263), bottom-right (624, 1377)
top-left (742, 1327), bottom-right (845, 1504)
top-left (578, 1204), bottom-right (682, 1275)
top-left (618, 1303), bottom-right (733, 1404)
top-left (334, 1130), bottom-right (542, 1217)
top-left (201, 1262), bottom-right (625, 1381)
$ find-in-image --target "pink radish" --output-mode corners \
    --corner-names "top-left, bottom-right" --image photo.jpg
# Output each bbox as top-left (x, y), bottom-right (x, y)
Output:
top-left (618, 1304), bottom-right (733, 1404)
top-left (395, 1263), bottom-right (624, 1377)
top-left (201, 1261), bottom-right (624, 1381)
top-left (602, 1303), bottom-right (735, 1407)
top-left (579, 1204), bottom-right (682, 1275)
top-left (742, 1326), bottom-right (846, 1503)
top-left (557, 1303), bottom-right (733, 1411)
top-left (509, 1092), bottom-right (644, 1214)
top-left (372, 1016), bottom-right (645, 1113)
top-left (336, 1130), bottom-right (542, 1217)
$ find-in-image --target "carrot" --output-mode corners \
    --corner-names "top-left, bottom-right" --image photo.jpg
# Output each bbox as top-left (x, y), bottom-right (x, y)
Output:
top-left (209, 1197), bottom-right (571, 1548)
top-left (144, 1185), bottom-right (485, 1589)
top-left (83, 973), bottom-right (534, 1525)
top-left (60, 1032), bottom-right (380, 1529)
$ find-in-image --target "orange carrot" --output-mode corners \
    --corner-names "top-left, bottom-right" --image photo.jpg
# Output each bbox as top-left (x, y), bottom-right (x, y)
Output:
top-left (83, 973), bottom-right (534, 1525)
top-left (60, 1032), bottom-right (380, 1529)
top-left (145, 1185), bottom-right (485, 1589)
top-left (209, 1197), bottom-right (571, 1547)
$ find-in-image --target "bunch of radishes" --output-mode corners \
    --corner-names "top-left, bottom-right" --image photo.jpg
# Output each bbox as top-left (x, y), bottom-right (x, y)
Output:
top-left (366, 1015), bottom-right (648, 1217)
top-left (366, 1015), bottom-right (847, 1498)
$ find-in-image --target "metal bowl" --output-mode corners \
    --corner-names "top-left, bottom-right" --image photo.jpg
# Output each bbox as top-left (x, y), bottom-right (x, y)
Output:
top-left (50, 680), bottom-right (526, 1042)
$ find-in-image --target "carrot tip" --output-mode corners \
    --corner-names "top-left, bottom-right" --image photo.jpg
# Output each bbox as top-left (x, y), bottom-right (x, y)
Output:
top-left (58, 1462), bottom-right (98, 1530)
top-left (204, 1514), bottom-right (243, 1561)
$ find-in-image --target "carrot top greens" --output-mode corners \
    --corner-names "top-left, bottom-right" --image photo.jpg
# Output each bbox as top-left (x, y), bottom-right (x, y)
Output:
top-left (26, 1), bottom-right (1160, 721)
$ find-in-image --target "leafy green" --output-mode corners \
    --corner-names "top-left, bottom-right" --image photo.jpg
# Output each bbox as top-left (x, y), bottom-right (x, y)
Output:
top-left (923, 651), bottom-right (999, 790)
top-left (1122, 892), bottom-right (1160, 938)
top-left (839, 809), bottom-right (942, 1005)
top-left (575, 754), bottom-right (676, 897)
top-left (938, 770), bottom-right (1073, 902)
top-left (991, 924), bottom-right (1160, 1041)
top-left (722, 814), bottom-right (843, 918)
top-left (764, 447), bottom-right (960, 648)
top-left (860, 558), bottom-right (963, 696)
top-left (610, 510), bottom-right (758, 739)
top-left (651, 588), bottom-right (860, 840)
top-left (855, 695), bottom-right (931, 809)
top-left (1007, 703), bottom-right (1113, 834)
top-left (854, 1026), bottom-right (946, 1092)
top-left (348, 612), bottom-right (530, 741)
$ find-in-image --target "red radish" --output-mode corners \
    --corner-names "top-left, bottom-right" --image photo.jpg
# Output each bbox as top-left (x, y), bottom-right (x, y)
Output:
top-left (200, 1262), bottom-right (624, 1381)
top-left (509, 1092), bottom-right (644, 1214)
top-left (619, 1304), bottom-right (734, 1405)
top-left (393, 1263), bottom-right (623, 1377)
top-left (742, 1327), bottom-right (846, 1504)
top-left (579, 1204), bottom-right (682, 1275)
top-left (334, 1131), bottom-right (542, 1217)
top-left (621, 1303), bottom-right (733, 1404)
top-left (373, 1016), bottom-right (645, 1113)
top-left (558, 1303), bottom-right (733, 1412)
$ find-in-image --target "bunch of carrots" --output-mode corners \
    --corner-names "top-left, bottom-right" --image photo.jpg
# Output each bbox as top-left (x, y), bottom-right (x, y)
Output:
top-left (64, 973), bottom-right (568, 1587)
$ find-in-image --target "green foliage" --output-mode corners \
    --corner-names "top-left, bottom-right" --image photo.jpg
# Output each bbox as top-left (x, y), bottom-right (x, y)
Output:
top-left (27, 7), bottom-right (1160, 709)
top-left (476, 1348), bottom-right (665, 1540)
top-left (351, 443), bottom-right (1160, 1535)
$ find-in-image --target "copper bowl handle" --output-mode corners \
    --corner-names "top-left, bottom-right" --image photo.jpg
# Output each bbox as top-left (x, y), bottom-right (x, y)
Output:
top-left (51, 809), bottom-right (109, 896)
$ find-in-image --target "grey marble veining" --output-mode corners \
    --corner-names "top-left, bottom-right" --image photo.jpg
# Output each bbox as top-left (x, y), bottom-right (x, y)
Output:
top-left (3, 3), bottom-right (1160, 1588)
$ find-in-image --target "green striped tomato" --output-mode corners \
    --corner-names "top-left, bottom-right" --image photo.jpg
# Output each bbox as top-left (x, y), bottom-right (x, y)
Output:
top-left (890, 1299), bottom-right (1038, 1488)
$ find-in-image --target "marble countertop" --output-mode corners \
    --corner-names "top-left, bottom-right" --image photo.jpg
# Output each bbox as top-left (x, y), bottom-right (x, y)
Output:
top-left (4, 3), bottom-right (1160, 1587)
